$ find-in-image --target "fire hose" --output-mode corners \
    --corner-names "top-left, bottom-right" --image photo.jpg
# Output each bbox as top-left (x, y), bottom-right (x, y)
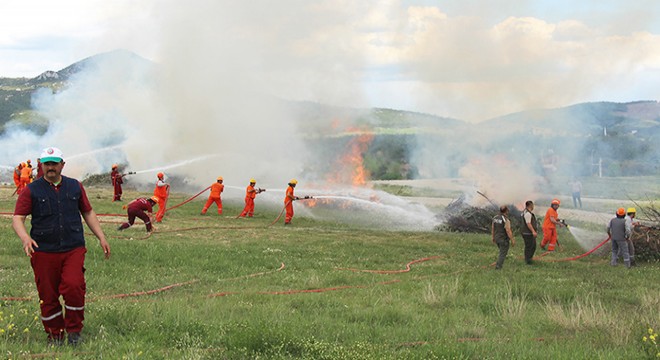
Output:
top-left (165, 185), bottom-right (210, 211)
top-left (540, 235), bottom-right (610, 262)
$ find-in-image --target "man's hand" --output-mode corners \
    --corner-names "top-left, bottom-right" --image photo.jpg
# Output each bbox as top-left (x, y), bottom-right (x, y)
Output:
top-left (99, 238), bottom-right (111, 259)
top-left (22, 238), bottom-right (38, 257)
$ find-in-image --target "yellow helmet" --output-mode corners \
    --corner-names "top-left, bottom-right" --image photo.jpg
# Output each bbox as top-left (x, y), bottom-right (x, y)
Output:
top-left (627, 207), bottom-right (636, 214)
top-left (250, 178), bottom-right (256, 183)
top-left (217, 176), bottom-right (223, 181)
top-left (289, 179), bottom-right (298, 185)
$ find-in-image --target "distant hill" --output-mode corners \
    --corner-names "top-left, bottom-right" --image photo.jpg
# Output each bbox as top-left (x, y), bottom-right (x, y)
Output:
top-left (1, 50), bottom-right (659, 179)
top-left (0, 49), bottom-right (153, 131)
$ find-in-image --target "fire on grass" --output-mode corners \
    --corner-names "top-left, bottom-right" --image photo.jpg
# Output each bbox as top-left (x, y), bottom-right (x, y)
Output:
top-left (303, 128), bottom-right (378, 209)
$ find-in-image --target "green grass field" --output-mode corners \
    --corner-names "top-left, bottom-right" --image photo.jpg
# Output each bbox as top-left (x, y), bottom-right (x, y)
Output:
top-left (1, 186), bottom-right (659, 359)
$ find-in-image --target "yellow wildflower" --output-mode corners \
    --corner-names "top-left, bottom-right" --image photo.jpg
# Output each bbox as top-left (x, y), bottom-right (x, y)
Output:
top-left (23, 328), bottom-right (29, 333)
top-left (650, 328), bottom-right (655, 335)
top-left (644, 336), bottom-right (649, 342)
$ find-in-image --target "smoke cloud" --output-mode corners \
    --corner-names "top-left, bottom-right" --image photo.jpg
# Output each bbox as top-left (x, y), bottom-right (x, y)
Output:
top-left (2, 1), bottom-right (659, 227)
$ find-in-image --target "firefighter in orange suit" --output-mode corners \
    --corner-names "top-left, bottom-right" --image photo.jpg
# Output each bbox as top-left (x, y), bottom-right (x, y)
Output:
top-left (153, 172), bottom-right (169, 223)
top-left (540, 198), bottom-right (565, 251)
top-left (239, 179), bottom-right (262, 217)
top-left (19, 162), bottom-right (33, 193)
top-left (13, 163), bottom-right (22, 191)
top-left (201, 176), bottom-right (224, 215)
top-left (284, 179), bottom-right (300, 225)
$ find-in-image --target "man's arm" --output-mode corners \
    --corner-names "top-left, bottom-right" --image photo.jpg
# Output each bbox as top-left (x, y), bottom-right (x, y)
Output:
top-left (12, 215), bottom-right (39, 257)
top-left (505, 219), bottom-right (515, 247)
top-left (81, 210), bottom-right (111, 259)
top-left (491, 222), bottom-right (496, 244)
top-left (524, 213), bottom-right (537, 237)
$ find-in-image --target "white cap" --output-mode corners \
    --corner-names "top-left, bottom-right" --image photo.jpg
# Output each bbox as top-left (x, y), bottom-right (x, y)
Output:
top-left (39, 147), bottom-right (64, 163)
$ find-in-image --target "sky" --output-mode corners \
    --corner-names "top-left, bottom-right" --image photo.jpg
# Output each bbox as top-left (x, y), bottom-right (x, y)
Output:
top-left (1, 0), bottom-right (660, 121)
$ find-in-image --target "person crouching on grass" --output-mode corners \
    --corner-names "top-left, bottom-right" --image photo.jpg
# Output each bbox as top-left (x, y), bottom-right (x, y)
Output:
top-left (118, 196), bottom-right (159, 232)
top-left (492, 205), bottom-right (515, 270)
top-left (12, 146), bottom-right (111, 347)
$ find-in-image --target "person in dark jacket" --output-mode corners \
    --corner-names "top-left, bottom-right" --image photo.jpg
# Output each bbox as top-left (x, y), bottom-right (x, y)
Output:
top-left (520, 200), bottom-right (539, 264)
top-left (12, 147), bottom-right (110, 346)
top-left (492, 205), bottom-right (515, 270)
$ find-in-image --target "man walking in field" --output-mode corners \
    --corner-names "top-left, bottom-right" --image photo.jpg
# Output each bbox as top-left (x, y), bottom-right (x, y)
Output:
top-left (492, 205), bottom-right (515, 269)
top-left (12, 146), bottom-right (111, 346)
top-left (607, 207), bottom-right (632, 268)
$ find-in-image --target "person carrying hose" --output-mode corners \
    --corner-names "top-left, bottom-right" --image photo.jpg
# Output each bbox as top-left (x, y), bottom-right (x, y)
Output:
top-left (153, 172), bottom-right (169, 223)
top-left (201, 176), bottom-right (224, 215)
top-left (110, 164), bottom-right (123, 201)
top-left (239, 179), bottom-right (263, 217)
top-left (540, 198), bottom-right (565, 251)
top-left (284, 179), bottom-right (300, 225)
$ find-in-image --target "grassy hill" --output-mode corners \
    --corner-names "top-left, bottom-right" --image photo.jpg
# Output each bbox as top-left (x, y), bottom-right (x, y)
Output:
top-left (1, 186), bottom-right (659, 358)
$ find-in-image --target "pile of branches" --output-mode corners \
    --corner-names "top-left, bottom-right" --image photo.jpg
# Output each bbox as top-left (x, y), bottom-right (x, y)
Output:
top-left (437, 193), bottom-right (522, 234)
top-left (631, 201), bottom-right (660, 262)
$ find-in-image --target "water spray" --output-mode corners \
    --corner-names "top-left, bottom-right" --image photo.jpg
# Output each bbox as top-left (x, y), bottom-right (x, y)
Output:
top-left (130, 154), bottom-right (224, 175)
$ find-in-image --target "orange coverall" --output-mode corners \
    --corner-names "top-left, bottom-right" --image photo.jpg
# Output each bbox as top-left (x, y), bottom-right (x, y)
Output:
top-left (153, 179), bottom-right (169, 222)
top-left (202, 182), bottom-right (224, 215)
top-left (284, 185), bottom-right (295, 224)
top-left (13, 166), bottom-right (21, 189)
top-left (19, 166), bottom-right (32, 193)
top-left (239, 185), bottom-right (257, 217)
top-left (540, 207), bottom-right (559, 251)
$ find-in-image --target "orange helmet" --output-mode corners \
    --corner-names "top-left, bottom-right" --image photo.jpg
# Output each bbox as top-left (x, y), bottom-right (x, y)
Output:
top-left (112, 164), bottom-right (118, 169)
top-left (616, 207), bottom-right (625, 216)
top-left (151, 196), bottom-right (160, 203)
top-left (551, 199), bottom-right (560, 205)
top-left (157, 172), bottom-right (164, 179)
top-left (27, 159), bottom-right (31, 164)
top-left (217, 176), bottom-right (223, 181)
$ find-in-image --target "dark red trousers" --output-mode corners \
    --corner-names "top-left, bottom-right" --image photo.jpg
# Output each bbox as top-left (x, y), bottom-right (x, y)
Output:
top-left (113, 182), bottom-right (123, 201)
top-left (30, 247), bottom-right (87, 337)
top-left (120, 208), bottom-right (152, 232)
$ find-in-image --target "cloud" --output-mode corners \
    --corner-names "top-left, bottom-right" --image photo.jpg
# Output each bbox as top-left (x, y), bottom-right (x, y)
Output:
top-left (361, 5), bottom-right (660, 121)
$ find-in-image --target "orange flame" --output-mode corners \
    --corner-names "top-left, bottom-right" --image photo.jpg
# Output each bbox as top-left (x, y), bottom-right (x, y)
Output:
top-left (330, 127), bottom-right (374, 186)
